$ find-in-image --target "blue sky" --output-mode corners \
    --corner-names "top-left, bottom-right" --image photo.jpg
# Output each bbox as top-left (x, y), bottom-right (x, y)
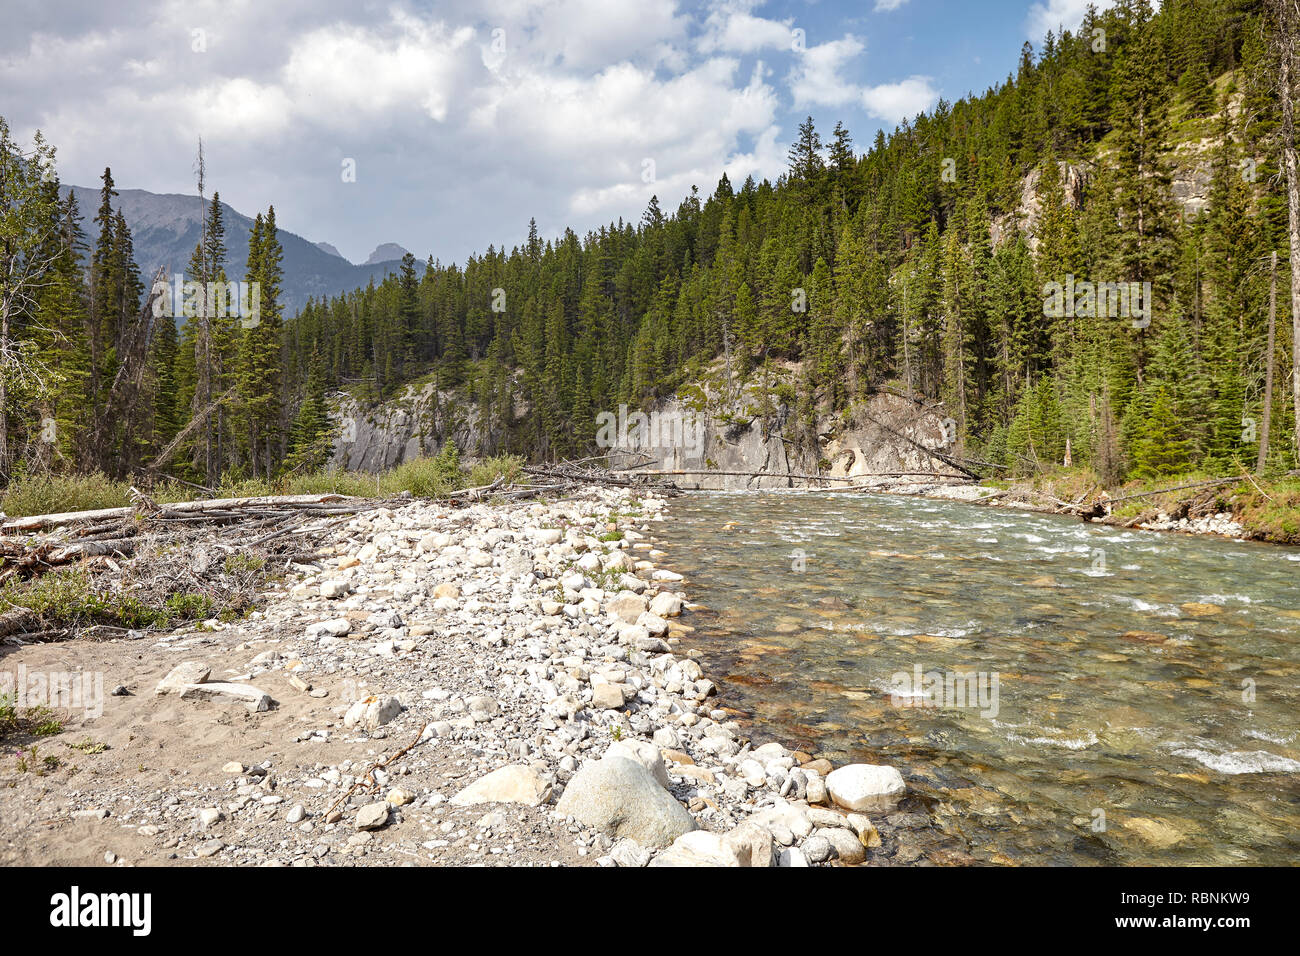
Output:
top-left (1, 0), bottom-right (1114, 265)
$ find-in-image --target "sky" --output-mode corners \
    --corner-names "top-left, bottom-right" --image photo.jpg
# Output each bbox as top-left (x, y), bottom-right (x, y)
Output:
top-left (1, 0), bottom-right (1116, 265)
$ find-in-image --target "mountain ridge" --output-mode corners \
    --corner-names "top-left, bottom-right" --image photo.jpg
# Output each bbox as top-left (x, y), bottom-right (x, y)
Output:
top-left (59, 184), bottom-right (413, 316)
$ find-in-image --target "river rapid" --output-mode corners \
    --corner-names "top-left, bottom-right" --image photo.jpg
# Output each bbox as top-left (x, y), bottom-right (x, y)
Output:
top-left (654, 491), bottom-right (1300, 865)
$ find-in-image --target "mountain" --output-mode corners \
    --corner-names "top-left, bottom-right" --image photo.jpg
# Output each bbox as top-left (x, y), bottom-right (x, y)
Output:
top-left (364, 242), bottom-right (410, 265)
top-left (60, 185), bottom-right (410, 316)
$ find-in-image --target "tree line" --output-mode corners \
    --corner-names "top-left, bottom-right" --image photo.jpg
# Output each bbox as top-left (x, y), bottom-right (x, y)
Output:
top-left (2, 0), bottom-right (1298, 489)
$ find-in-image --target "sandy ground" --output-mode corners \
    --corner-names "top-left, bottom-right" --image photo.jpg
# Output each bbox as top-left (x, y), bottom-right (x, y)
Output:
top-left (0, 615), bottom-right (590, 867)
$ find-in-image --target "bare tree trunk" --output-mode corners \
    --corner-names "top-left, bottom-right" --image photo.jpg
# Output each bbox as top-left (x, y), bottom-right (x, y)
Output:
top-left (0, 307), bottom-right (8, 481)
top-left (1278, 0), bottom-right (1300, 465)
top-left (1259, 251), bottom-right (1277, 473)
top-left (902, 273), bottom-right (912, 397)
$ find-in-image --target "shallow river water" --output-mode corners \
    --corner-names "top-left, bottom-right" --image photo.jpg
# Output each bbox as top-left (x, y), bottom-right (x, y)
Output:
top-left (653, 491), bottom-right (1300, 865)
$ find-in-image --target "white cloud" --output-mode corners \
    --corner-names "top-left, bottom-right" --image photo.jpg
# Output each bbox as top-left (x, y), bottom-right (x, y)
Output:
top-left (860, 76), bottom-right (939, 123)
top-left (0, 0), bottom-right (947, 265)
top-left (698, 0), bottom-right (794, 54)
top-left (480, 55), bottom-right (780, 219)
top-left (282, 18), bottom-right (477, 123)
top-left (789, 35), bottom-right (865, 108)
top-left (874, 0), bottom-right (911, 11)
top-left (529, 0), bottom-right (688, 68)
top-left (1025, 0), bottom-right (1118, 41)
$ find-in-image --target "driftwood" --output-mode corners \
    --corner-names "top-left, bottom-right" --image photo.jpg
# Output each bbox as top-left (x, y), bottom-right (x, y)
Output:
top-left (1, 492), bottom-right (361, 533)
top-left (523, 462), bottom-right (681, 494)
top-left (854, 409), bottom-right (981, 480)
top-left (324, 722), bottom-right (430, 818)
top-left (146, 386), bottom-right (238, 472)
top-left (1101, 476), bottom-right (1247, 506)
top-left (631, 469), bottom-right (850, 483)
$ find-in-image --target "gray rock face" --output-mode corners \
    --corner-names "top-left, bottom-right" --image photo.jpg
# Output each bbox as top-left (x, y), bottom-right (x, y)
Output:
top-left (329, 384), bottom-right (488, 473)
top-left (606, 390), bottom-right (954, 490)
top-left (555, 756), bottom-right (696, 848)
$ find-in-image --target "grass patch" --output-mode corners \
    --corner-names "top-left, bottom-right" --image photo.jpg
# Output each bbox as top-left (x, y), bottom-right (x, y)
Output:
top-left (66, 737), bottom-right (108, 754)
top-left (0, 445), bottom-right (527, 517)
top-left (1230, 478), bottom-right (1300, 544)
top-left (0, 568), bottom-right (213, 631)
top-left (0, 697), bottom-right (64, 746)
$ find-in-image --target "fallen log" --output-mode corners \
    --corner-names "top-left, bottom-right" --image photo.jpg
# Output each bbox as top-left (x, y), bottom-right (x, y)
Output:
top-left (631, 469), bottom-right (850, 482)
top-left (1, 493), bottom-right (360, 534)
top-left (1102, 476), bottom-right (1246, 506)
top-left (48, 539), bottom-right (139, 561)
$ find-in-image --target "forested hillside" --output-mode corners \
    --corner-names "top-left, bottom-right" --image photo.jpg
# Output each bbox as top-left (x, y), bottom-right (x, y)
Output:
top-left (1, 0), bottom-right (1298, 491)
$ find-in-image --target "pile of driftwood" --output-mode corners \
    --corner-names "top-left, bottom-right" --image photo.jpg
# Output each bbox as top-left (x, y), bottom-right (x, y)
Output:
top-left (0, 491), bottom-right (401, 585)
top-left (0, 490), bottom-right (415, 644)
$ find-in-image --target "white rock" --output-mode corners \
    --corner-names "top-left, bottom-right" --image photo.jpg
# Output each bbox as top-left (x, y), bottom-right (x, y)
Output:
top-left (197, 808), bottom-right (223, 829)
top-left (179, 682), bottom-right (274, 712)
top-left (320, 580), bottom-right (353, 599)
top-left (155, 661), bottom-right (211, 696)
top-left (649, 592), bottom-right (683, 617)
top-left (826, 763), bottom-right (906, 812)
top-left (648, 830), bottom-right (742, 867)
top-left (343, 695), bottom-right (403, 731)
top-left (306, 618), bottom-right (352, 638)
top-left (356, 802), bottom-right (390, 830)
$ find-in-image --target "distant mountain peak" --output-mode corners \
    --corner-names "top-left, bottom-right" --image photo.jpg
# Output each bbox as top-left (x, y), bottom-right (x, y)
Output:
top-left (60, 184), bottom-right (411, 316)
top-left (365, 242), bottom-right (410, 265)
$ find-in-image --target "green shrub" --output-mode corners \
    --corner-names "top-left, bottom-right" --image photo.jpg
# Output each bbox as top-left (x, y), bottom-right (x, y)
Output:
top-left (468, 454), bottom-right (524, 488)
top-left (0, 473), bottom-right (133, 517)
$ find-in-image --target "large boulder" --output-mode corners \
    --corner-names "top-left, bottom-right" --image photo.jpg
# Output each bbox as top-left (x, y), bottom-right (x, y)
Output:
top-left (825, 763), bottom-right (905, 812)
top-left (606, 740), bottom-right (671, 789)
top-left (555, 756), bottom-right (695, 848)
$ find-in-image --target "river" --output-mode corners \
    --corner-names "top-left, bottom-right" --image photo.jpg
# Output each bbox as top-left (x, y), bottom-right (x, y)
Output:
top-left (653, 491), bottom-right (1300, 865)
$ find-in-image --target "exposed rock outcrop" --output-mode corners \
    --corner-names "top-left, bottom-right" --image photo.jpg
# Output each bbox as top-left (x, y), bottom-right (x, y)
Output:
top-left (329, 381), bottom-right (490, 472)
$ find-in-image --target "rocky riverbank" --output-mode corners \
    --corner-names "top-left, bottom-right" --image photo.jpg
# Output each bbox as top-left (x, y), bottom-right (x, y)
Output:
top-left (840, 473), bottom-right (1248, 540)
top-left (0, 486), bottom-right (911, 867)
